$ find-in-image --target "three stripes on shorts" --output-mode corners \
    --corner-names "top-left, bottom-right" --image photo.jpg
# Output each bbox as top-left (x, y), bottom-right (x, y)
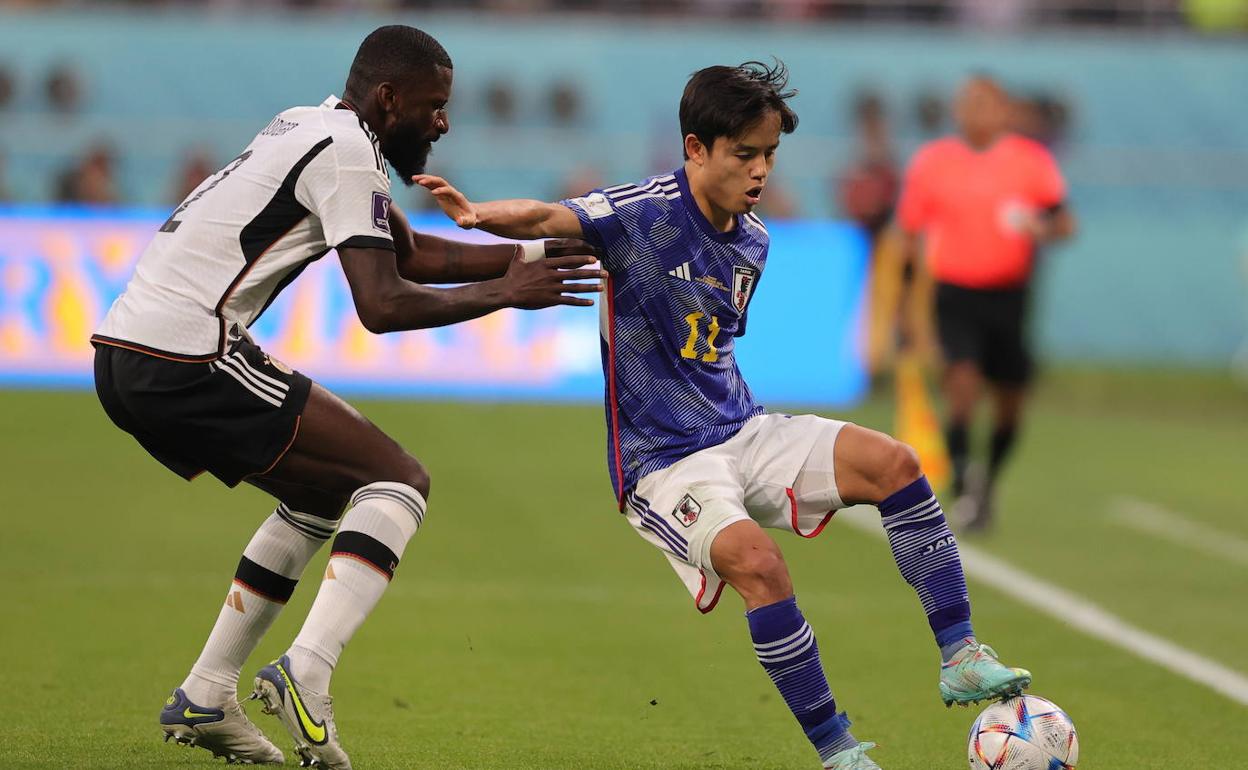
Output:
top-left (208, 349), bottom-right (290, 407)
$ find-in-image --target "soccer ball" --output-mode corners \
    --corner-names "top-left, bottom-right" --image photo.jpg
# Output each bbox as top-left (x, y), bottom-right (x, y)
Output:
top-left (967, 695), bottom-right (1079, 769)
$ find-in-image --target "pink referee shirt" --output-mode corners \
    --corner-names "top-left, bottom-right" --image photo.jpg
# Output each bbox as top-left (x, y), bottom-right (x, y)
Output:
top-left (898, 134), bottom-right (1066, 289)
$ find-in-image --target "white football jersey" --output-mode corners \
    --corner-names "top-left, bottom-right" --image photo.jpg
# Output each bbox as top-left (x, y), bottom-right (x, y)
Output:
top-left (93, 95), bottom-right (394, 360)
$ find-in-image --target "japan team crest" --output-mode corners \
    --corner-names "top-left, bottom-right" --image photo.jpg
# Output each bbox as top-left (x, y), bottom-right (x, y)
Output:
top-left (672, 494), bottom-right (702, 528)
top-left (732, 266), bottom-right (758, 312)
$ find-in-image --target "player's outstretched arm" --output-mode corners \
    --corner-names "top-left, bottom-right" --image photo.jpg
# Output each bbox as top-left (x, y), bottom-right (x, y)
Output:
top-left (413, 174), bottom-right (584, 240)
top-left (389, 202), bottom-right (603, 284)
top-left (338, 245), bottom-right (605, 332)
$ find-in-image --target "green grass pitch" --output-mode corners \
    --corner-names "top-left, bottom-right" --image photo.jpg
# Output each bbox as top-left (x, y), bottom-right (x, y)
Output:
top-left (1, 370), bottom-right (1246, 768)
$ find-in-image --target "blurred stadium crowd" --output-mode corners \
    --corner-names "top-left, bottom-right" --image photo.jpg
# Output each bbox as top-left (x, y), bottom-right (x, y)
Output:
top-left (1, 0), bottom-right (1247, 30)
top-left (0, 0), bottom-right (1241, 224)
top-left (0, 48), bottom-right (1070, 232)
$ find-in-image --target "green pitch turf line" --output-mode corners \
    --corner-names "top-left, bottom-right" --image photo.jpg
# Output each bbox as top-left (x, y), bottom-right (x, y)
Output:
top-left (840, 506), bottom-right (1248, 706)
top-left (1108, 496), bottom-right (1248, 567)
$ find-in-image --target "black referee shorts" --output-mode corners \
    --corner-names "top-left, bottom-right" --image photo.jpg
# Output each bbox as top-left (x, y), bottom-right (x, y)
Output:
top-left (934, 282), bottom-right (1034, 386)
top-left (93, 338), bottom-right (312, 487)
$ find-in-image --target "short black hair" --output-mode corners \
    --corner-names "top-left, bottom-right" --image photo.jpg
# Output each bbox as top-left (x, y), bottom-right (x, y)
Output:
top-left (679, 60), bottom-right (798, 160)
top-left (344, 25), bottom-right (452, 100)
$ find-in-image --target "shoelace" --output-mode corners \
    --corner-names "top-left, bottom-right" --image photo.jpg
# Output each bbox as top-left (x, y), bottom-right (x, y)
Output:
top-left (322, 696), bottom-right (337, 738)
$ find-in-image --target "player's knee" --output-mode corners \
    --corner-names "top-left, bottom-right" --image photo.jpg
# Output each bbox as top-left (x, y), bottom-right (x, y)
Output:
top-left (878, 440), bottom-right (922, 496)
top-left (345, 453), bottom-right (430, 505)
top-left (722, 544), bottom-right (792, 602)
top-left (391, 454), bottom-right (431, 501)
top-left (894, 441), bottom-right (923, 483)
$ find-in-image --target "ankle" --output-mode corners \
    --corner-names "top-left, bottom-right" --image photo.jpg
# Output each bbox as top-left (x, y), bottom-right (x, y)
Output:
top-left (286, 645), bottom-right (334, 693)
top-left (939, 635), bottom-right (976, 663)
top-left (180, 672), bottom-right (236, 706)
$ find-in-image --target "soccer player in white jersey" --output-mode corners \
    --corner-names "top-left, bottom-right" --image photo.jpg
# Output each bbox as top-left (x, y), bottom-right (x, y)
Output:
top-left (91, 26), bottom-right (605, 768)
top-left (416, 62), bottom-right (1033, 769)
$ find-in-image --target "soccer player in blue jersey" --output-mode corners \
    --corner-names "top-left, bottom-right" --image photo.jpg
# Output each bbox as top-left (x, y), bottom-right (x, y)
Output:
top-left (416, 61), bottom-right (1031, 769)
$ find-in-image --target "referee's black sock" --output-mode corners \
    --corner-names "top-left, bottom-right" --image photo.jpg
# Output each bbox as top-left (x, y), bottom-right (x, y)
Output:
top-left (987, 425), bottom-right (1018, 488)
top-left (945, 422), bottom-right (970, 496)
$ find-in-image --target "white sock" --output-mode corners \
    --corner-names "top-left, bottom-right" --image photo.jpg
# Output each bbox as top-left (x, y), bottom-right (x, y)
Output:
top-left (180, 506), bottom-right (333, 705)
top-left (287, 482), bottom-right (426, 694)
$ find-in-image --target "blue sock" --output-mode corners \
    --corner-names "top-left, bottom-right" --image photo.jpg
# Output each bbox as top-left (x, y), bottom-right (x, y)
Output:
top-left (747, 597), bottom-right (858, 763)
top-left (878, 476), bottom-right (975, 660)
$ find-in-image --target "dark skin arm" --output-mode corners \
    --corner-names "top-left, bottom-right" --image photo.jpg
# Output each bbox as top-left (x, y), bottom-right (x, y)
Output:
top-left (389, 202), bottom-right (602, 283)
top-left (338, 245), bottom-right (605, 334)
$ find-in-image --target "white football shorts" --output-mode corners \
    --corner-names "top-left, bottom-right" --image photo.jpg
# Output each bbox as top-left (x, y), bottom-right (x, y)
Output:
top-left (622, 412), bottom-right (848, 613)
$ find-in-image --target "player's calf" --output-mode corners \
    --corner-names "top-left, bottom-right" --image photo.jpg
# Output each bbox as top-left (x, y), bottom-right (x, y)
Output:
top-left (178, 504), bottom-right (337, 711)
top-left (863, 442), bottom-right (1032, 705)
top-left (709, 522), bottom-right (872, 767)
top-left (284, 480), bottom-right (427, 693)
top-left (746, 597), bottom-right (868, 766)
top-left (256, 480), bottom-right (426, 768)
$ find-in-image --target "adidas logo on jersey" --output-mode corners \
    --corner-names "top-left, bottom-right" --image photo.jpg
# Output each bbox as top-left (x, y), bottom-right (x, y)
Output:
top-left (668, 262), bottom-right (730, 293)
top-left (668, 262), bottom-right (693, 281)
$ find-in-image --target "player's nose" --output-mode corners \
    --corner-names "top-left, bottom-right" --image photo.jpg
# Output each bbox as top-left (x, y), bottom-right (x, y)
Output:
top-left (434, 109), bottom-right (450, 136)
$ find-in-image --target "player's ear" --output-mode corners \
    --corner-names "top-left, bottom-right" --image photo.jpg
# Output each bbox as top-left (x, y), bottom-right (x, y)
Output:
top-left (376, 82), bottom-right (398, 115)
top-left (684, 134), bottom-right (707, 166)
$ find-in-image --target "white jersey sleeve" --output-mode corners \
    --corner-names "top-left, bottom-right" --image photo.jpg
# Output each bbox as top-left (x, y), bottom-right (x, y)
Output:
top-left (296, 131), bottom-right (395, 252)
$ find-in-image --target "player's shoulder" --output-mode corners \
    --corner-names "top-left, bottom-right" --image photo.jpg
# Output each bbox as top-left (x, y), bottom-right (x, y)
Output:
top-left (740, 211), bottom-right (769, 243)
top-left (601, 172), bottom-right (681, 213)
top-left (913, 136), bottom-right (963, 164)
top-left (905, 137), bottom-right (955, 179)
top-left (324, 111), bottom-right (386, 173)
top-left (264, 97), bottom-right (384, 173)
top-left (1001, 133), bottom-right (1058, 164)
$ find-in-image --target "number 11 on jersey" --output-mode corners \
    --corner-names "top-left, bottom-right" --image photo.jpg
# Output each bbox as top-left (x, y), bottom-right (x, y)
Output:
top-left (680, 312), bottom-right (720, 363)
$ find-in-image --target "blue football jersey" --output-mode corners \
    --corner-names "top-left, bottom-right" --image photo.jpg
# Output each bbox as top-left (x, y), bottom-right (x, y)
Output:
top-left (561, 168), bottom-right (770, 505)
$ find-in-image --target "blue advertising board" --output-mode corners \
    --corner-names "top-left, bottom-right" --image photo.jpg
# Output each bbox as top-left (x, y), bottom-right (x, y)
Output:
top-left (0, 207), bottom-right (868, 406)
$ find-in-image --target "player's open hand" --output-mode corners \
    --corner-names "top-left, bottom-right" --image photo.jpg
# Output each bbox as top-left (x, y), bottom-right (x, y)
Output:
top-left (412, 174), bottom-right (478, 229)
top-left (502, 250), bottom-right (606, 309)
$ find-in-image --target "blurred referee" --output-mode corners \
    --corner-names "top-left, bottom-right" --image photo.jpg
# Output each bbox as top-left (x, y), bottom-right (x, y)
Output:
top-left (897, 74), bottom-right (1076, 531)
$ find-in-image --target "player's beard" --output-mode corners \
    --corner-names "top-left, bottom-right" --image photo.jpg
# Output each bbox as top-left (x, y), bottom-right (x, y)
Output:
top-left (384, 123), bottom-right (434, 185)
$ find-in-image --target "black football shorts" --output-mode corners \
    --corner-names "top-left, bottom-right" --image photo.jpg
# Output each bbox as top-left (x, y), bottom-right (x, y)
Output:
top-left (92, 338), bottom-right (312, 487)
top-left (934, 282), bottom-right (1034, 386)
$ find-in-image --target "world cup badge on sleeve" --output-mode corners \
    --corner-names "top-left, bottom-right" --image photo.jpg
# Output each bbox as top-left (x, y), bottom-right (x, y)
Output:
top-left (732, 266), bottom-right (758, 312)
top-left (372, 191), bottom-right (392, 233)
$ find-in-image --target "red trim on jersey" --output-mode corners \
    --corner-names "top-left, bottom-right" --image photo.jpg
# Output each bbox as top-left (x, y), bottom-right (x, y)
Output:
top-left (606, 275), bottom-right (626, 511)
top-left (90, 335), bottom-right (220, 363)
top-left (695, 570), bottom-right (726, 614)
top-left (213, 216), bottom-right (308, 354)
top-left (251, 415), bottom-right (302, 479)
top-left (787, 486), bottom-right (836, 539)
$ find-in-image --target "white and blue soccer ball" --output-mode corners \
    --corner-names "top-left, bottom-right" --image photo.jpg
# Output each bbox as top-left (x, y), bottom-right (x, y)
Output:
top-left (967, 695), bottom-right (1079, 769)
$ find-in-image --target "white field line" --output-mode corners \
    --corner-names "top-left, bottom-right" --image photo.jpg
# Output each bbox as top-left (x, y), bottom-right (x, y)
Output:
top-left (1109, 496), bottom-right (1248, 567)
top-left (838, 507), bottom-right (1248, 707)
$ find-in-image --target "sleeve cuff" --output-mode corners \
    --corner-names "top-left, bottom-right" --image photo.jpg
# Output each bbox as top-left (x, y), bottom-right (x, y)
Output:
top-left (336, 235), bottom-right (396, 252)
